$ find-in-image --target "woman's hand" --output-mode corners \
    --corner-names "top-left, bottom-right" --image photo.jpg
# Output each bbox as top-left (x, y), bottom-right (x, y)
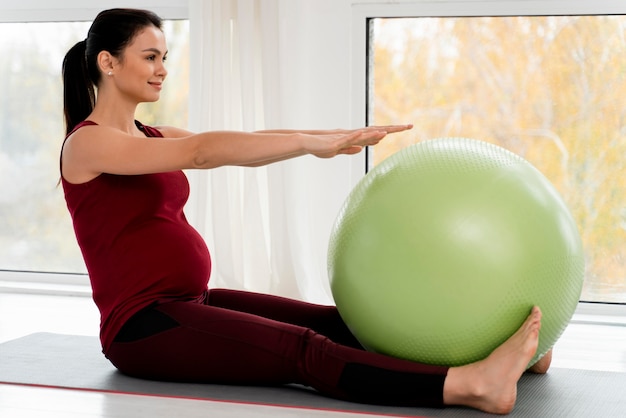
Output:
top-left (302, 124), bottom-right (413, 158)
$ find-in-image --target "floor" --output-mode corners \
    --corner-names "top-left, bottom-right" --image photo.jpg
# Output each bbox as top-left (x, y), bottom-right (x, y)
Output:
top-left (1, 292), bottom-right (626, 417)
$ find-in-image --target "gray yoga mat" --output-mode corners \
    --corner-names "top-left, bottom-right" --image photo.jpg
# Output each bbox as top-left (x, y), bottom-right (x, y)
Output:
top-left (1, 333), bottom-right (625, 417)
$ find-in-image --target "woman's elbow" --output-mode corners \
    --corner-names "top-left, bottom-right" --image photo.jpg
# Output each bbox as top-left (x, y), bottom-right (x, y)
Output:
top-left (187, 136), bottom-right (216, 169)
top-left (191, 150), bottom-right (217, 169)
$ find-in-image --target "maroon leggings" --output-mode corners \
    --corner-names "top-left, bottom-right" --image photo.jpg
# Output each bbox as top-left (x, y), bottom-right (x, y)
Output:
top-left (105, 289), bottom-right (448, 407)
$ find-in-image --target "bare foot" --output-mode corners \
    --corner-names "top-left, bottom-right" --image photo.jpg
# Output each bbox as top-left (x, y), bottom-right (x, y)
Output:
top-left (442, 306), bottom-right (542, 415)
top-left (527, 348), bottom-right (552, 374)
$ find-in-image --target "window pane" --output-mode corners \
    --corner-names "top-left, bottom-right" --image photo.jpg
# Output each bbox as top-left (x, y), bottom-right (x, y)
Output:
top-left (369, 16), bottom-right (626, 303)
top-left (0, 20), bottom-right (189, 274)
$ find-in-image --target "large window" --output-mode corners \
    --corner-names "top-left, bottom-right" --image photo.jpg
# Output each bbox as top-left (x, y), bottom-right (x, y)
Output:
top-left (0, 20), bottom-right (189, 275)
top-left (368, 15), bottom-right (626, 303)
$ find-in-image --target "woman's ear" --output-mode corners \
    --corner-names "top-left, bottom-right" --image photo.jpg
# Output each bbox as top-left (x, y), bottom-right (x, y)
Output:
top-left (97, 51), bottom-right (116, 76)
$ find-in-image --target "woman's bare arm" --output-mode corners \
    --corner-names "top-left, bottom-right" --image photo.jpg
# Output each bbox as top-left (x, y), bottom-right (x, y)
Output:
top-left (61, 124), bottom-right (412, 183)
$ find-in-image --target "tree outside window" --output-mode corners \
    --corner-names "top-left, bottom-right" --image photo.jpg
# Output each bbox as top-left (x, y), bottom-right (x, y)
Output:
top-left (369, 16), bottom-right (626, 303)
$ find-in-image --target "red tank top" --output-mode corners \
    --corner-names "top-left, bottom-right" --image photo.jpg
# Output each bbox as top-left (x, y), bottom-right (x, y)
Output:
top-left (61, 121), bottom-right (211, 352)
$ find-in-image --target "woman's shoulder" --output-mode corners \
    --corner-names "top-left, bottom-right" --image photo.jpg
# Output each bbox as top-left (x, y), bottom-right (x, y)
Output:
top-left (68, 120), bottom-right (192, 139)
top-left (66, 120), bottom-right (98, 137)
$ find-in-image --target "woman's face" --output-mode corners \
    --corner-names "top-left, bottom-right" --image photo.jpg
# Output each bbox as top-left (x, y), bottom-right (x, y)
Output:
top-left (111, 25), bottom-right (168, 103)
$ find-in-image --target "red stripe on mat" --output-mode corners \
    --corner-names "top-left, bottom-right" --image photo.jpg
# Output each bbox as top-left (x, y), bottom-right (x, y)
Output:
top-left (0, 382), bottom-right (430, 418)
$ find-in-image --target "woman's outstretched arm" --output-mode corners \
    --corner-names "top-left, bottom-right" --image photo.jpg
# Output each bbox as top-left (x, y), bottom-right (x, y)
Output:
top-left (62, 124), bottom-right (413, 182)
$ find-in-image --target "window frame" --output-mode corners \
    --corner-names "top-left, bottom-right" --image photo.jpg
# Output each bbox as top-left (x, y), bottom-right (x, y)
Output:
top-left (350, 0), bottom-right (626, 319)
top-left (0, 3), bottom-right (188, 23)
top-left (3, 0), bottom-right (626, 320)
top-left (0, 1), bottom-right (189, 293)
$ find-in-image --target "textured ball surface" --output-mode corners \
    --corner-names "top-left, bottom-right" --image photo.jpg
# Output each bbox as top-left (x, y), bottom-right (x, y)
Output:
top-left (328, 137), bottom-right (584, 367)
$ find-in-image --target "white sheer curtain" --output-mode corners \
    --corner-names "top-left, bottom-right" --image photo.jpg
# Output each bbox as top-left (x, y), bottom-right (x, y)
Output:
top-left (185, 0), bottom-right (338, 304)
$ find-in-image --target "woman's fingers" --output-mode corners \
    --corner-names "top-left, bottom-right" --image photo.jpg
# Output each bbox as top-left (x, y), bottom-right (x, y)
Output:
top-left (360, 129), bottom-right (387, 145)
top-left (337, 145), bottom-right (364, 155)
top-left (313, 124), bottom-right (410, 158)
top-left (337, 129), bottom-right (386, 152)
top-left (365, 124), bottom-right (413, 134)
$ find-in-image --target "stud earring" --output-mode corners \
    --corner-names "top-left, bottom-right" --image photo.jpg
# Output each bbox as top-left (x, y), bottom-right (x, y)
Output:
top-left (107, 71), bottom-right (113, 76)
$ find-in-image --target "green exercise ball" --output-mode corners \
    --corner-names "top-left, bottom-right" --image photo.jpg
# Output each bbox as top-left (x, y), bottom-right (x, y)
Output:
top-left (328, 137), bottom-right (584, 367)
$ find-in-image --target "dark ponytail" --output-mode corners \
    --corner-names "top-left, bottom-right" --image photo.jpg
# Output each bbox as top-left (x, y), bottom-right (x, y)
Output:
top-left (62, 40), bottom-right (96, 135)
top-left (62, 8), bottom-right (163, 134)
